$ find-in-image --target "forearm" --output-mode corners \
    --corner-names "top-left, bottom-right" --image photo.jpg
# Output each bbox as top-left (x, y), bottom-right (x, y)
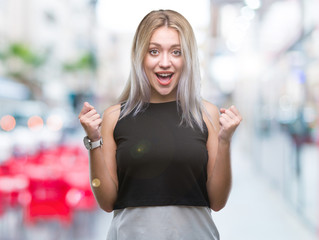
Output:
top-left (89, 148), bottom-right (118, 212)
top-left (207, 140), bottom-right (232, 211)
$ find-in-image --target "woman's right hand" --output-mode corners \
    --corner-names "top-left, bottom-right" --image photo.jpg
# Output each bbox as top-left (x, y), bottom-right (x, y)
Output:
top-left (78, 102), bottom-right (102, 141)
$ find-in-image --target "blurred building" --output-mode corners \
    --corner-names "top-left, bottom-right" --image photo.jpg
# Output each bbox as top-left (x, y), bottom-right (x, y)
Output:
top-left (208, 0), bottom-right (319, 232)
top-left (0, 0), bottom-right (98, 108)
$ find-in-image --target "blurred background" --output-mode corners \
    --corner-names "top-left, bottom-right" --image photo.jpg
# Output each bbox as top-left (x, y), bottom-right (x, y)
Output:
top-left (0, 0), bottom-right (318, 239)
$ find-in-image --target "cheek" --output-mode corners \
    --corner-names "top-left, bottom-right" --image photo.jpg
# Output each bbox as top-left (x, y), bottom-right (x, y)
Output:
top-left (174, 59), bottom-right (184, 71)
top-left (144, 56), bottom-right (157, 66)
top-left (143, 67), bottom-right (155, 85)
top-left (143, 62), bottom-right (152, 76)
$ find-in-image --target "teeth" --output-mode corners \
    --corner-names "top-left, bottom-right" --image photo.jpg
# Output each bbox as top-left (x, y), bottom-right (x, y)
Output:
top-left (157, 73), bottom-right (172, 77)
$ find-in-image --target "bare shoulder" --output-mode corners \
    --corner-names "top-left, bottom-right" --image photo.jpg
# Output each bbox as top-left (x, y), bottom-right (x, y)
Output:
top-left (103, 104), bottom-right (121, 118)
top-left (202, 100), bottom-right (220, 132)
top-left (202, 100), bottom-right (219, 119)
top-left (101, 104), bottom-right (121, 131)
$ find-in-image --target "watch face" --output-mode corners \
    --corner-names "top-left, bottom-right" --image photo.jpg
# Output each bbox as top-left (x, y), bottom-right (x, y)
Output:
top-left (83, 137), bottom-right (91, 150)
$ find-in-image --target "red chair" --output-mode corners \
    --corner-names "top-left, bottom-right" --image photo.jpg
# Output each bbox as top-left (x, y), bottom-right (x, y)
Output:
top-left (22, 144), bottom-right (90, 226)
top-left (24, 177), bottom-right (72, 226)
top-left (1, 144), bottom-right (94, 228)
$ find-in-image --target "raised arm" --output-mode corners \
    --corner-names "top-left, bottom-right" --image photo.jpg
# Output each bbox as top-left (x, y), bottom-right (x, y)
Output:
top-left (203, 101), bottom-right (242, 211)
top-left (78, 102), bottom-right (120, 212)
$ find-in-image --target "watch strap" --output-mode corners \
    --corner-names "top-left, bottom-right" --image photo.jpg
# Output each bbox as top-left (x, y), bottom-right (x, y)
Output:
top-left (90, 138), bottom-right (103, 149)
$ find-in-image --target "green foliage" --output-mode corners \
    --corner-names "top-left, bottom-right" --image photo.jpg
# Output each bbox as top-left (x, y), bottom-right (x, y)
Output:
top-left (63, 51), bottom-right (96, 72)
top-left (0, 43), bottom-right (47, 67)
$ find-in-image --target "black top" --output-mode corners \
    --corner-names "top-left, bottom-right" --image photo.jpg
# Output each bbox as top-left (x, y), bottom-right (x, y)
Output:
top-left (113, 101), bottom-right (210, 210)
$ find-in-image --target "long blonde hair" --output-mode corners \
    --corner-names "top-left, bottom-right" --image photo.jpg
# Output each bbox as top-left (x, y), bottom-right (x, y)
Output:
top-left (118, 9), bottom-right (205, 131)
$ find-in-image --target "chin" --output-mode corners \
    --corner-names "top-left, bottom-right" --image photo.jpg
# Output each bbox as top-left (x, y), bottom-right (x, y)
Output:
top-left (155, 87), bottom-right (173, 96)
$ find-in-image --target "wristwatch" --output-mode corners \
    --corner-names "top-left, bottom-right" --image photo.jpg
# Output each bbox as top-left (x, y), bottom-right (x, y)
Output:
top-left (83, 136), bottom-right (103, 150)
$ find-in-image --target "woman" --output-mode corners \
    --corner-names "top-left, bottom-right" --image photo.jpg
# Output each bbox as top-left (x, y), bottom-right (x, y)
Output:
top-left (79, 9), bottom-right (242, 240)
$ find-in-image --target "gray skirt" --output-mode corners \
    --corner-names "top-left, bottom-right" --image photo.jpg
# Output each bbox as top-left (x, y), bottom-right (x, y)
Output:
top-left (106, 206), bottom-right (219, 240)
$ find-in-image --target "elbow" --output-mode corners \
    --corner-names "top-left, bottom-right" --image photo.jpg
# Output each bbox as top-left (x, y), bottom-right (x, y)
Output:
top-left (103, 208), bottom-right (114, 213)
top-left (91, 189), bottom-right (117, 213)
top-left (208, 186), bottom-right (232, 212)
top-left (210, 201), bottom-right (227, 212)
top-left (98, 203), bottom-right (114, 213)
top-left (211, 205), bottom-right (225, 212)
top-left (100, 205), bottom-right (114, 213)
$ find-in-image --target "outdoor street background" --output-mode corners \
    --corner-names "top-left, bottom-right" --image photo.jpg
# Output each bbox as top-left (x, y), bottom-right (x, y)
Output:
top-left (0, 0), bottom-right (318, 239)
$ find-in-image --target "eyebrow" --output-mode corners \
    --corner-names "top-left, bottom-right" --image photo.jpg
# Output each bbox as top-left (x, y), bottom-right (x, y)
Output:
top-left (149, 42), bottom-right (181, 48)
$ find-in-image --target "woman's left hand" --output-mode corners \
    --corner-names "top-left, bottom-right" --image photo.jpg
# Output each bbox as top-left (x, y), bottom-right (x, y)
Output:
top-left (218, 105), bottom-right (242, 144)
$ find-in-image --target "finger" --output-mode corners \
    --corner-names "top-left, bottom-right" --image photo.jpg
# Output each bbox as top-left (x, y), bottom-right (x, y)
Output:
top-left (79, 102), bottom-right (94, 118)
top-left (229, 105), bottom-right (241, 118)
top-left (79, 110), bottom-right (99, 127)
top-left (83, 102), bottom-right (94, 112)
top-left (219, 117), bottom-right (231, 130)
top-left (222, 112), bottom-right (241, 128)
top-left (84, 108), bottom-right (98, 119)
top-left (220, 108), bottom-right (226, 114)
top-left (219, 116), bottom-right (230, 130)
top-left (224, 106), bottom-right (242, 124)
top-left (88, 113), bottom-right (101, 121)
top-left (220, 113), bottom-right (232, 123)
top-left (85, 101), bottom-right (94, 108)
top-left (219, 115), bottom-right (229, 128)
top-left (224, 109), bottom-right (237, 120)
top-left (88, 118), bottom-right (103, 131)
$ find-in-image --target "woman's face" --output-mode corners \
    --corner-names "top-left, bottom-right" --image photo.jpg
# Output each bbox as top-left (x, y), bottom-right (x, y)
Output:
top-left (143, 26), bottom-right (184, 103)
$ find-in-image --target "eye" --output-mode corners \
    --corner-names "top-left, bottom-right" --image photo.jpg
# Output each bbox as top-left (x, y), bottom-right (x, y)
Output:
top-left (149, 49), bottom-right (159, 56)
top-left (172, 50), bottom-right (182, 56)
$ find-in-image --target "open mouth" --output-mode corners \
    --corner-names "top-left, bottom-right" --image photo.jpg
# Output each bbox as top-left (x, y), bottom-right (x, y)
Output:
top-left (156, 73), bottom-right (174, 86)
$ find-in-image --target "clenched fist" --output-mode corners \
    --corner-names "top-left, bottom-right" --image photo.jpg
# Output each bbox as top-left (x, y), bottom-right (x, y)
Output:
top-left (218, 105), bottom-right (242, 143)
top-left (78, 102), bottom-right (102, 141)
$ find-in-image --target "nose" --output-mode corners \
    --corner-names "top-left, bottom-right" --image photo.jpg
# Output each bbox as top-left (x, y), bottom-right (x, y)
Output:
top-left (159, 52), bottom-right (171, 68)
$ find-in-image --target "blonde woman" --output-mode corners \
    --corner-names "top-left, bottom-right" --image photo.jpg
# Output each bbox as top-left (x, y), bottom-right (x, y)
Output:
top-left (79, 9), bottom-right (242, 240)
